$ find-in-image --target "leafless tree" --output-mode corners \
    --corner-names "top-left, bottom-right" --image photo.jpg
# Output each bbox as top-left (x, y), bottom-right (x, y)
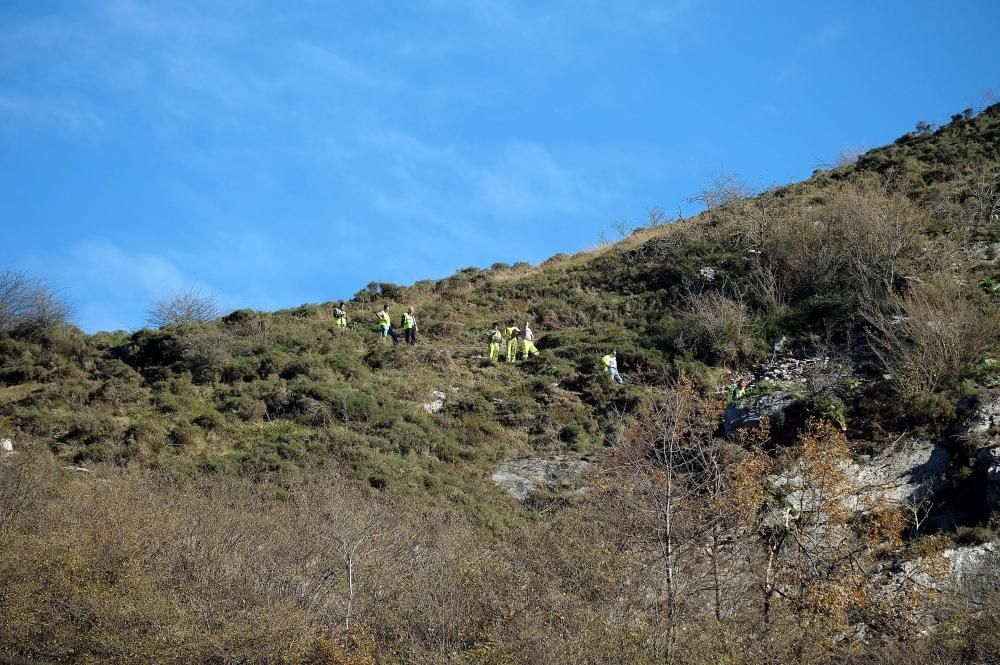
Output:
top-left (964, 165), bottom-right (1000, 226)
top-left (0, 269), bottom-right (72, 333)
top-left (647, 206), bottom-right (668, 228)
top-left (689, 170), bottom-right (756, 211)
top-left (612, 218), bottom-right (632, 238)
top-left (147, 289), bottom-right (220, 328)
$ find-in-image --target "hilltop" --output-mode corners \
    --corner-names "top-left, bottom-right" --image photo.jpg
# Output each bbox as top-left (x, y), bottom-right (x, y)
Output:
top-left (2, 104), bottom-right (1000, 663)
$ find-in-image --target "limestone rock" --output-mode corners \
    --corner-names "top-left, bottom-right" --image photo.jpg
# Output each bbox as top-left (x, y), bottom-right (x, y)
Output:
top-left (423, 390), bottom-right (448, 414)
top-left (492, 457), bottom-right (591, 503)
top-left (976, 446), bottom-right (1000, 511)
top-left (962, 392), bottom-right (1000, 438)
top-left (848, 436), bottom-right (950, 506)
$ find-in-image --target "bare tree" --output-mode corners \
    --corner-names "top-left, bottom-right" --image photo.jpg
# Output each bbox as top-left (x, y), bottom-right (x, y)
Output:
top-left (612, 218), bottom-right (632, 238)
top-left (147, 289), bottom-right (220, 328)
top-left (964, 165), bottom-right (1000, 226)
top-left (647, 206), bottom-right (668, 228)
top-left (0, 269), bottom-right (72, 333)
top-left (689, 170), bottom-right (756, 211)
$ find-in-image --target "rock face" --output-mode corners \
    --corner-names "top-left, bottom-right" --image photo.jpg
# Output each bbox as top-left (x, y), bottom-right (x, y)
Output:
top-left (769, 435), bottom-right (950, 520)
top-left (891, 541), bottom-right (998, 600)
top-left (492, 457), bottom-right (591, 503)
top-left (422, 390), bottom-right (448, 414)
top-left (961, 392), bottom-right (1000, 511)
top-left (724, 391), bottom-right (794, 436)
top-left (963, 392), bottom-right (1000, 438)
top-left (848, 436), bottom-right (950, 506)
top-left (977, 447), bottom-right (1000, 510)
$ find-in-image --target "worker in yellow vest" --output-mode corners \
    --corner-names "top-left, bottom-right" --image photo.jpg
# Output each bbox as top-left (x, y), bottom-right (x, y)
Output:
top-left (377, 304), bottom-right (398, 345)
top-left (401, 306), bottom-right (417, 345)
top-left (504, 321), bottom-right (520, 363)
top-left (522, 320), bottom-right (539, 359)
top-left (488, 322), bottom-right (502, 362)
top-left (333, 301), bottom-right (348, 332)
top-left (602, 350), bottom-right (624, 384)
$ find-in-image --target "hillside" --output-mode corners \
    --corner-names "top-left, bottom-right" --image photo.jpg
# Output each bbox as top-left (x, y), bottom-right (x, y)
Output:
top-left (2, 105), bottom-right (1000, 663)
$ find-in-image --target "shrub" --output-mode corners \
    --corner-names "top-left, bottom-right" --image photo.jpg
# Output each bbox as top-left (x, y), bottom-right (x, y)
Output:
top-left (147, 289), bottom-right (219, 328)
top-left (866, 277), bottom-right (999, 397)
top-left (673, 290), bottom-right (761, 366)
top-left (0, 269), bottom-right (73, 335)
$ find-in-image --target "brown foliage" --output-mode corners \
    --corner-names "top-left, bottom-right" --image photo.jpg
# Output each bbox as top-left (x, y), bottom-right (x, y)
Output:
top-left (865, 276), bottom-right (999, 396)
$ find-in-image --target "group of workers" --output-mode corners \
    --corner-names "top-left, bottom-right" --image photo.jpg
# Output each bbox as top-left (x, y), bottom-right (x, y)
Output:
top-left (488, 321), bottom-right (540, 363)
top-left (330, 302), bottom-right (624, 383)
top-left (333, 301), bottom-right (418, 346)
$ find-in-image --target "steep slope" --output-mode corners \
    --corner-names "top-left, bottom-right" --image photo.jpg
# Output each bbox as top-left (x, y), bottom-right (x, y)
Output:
top-left (4, 106), bottom-right (1000, 504)
top-left (2, 104), bottom-right (1000, 663)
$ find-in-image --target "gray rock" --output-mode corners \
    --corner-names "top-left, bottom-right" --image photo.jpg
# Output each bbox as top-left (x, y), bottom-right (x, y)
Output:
top-left (492, 457), bottom-right (591, 503)
top-left (423, 390), bottom-right (449, 413)
top-left (724, 391), bottom-right (794, 436)
top-left (847, 436), bottom-right (950, 506)
top-left (769, 435), bottom-right (949, 522)
top-left (962, 392), bottom-right (1000, 439)
top-left (976, 446), bottom-right (1000, 510)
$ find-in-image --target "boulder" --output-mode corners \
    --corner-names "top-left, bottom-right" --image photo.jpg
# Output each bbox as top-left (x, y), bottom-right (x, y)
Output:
top-left (769, 435), bottom-right (950, 520)
top-left (724, 391), bottom-right (794, 436)
top-left (423, 390), bottom-right (448, 414)
top-left (962, 392), bottom-right (1000, 439)
top-left (492, 457), bottom-right (591, 503)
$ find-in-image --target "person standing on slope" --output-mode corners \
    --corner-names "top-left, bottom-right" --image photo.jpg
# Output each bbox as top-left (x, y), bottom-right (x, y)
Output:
top-left (522, 320), bottom-right (539, 359)
top-left (489, 322), bottom-right (502, 362)
top-left (602, 350), bottom-right (624, 384)
top-left (377, 304), bottom-right (398, 345)
top-left (504, 320), bottom-right (520, 363)
top-left (401, 306), bottom-right (418, 345)
top-left (333, 302), bottom-right (348, 332)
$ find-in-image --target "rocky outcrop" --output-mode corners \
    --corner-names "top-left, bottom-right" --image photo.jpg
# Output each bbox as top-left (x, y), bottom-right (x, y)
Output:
top-left (960, 392), bottom-right (1000, 511)
top-left (724, 391), bottom-right (794, 436)
top-left (888, 541), bottom-right (998, 600)
top-left (492, 457), bottom-right (591, 503)
top-left (423, 390), bottom-right (448, 414)
top-left (769, 435), bottom-right (950, 520)
top-left (962, 392), bottom-right (1000, 439)
top-left (848, 436), bottom-right (950, 506)
top-left (977, 447), bottom-right (1000, 511)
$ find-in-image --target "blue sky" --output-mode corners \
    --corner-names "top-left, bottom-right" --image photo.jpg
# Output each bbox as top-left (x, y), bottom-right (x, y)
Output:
top-left (2, 1), bottom-right (998, 333)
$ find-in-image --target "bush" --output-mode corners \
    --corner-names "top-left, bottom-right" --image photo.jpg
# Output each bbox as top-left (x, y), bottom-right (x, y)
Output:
top-left (673, 291), bottom-right (761, 366)
top-left (866, 277), bottom-right (999, 397)
top-left (0, 269), bottom-right (73, 335)
top-left (147, 289), bottom-right (219, 328)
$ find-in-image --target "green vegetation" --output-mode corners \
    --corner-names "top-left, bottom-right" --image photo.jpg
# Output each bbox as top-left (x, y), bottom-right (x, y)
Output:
top-left (2, 104), bottom-right (1000, 663)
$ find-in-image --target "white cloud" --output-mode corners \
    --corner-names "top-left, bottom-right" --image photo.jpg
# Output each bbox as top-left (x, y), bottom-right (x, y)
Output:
top-left (0, 93), bottom-right (104, 136)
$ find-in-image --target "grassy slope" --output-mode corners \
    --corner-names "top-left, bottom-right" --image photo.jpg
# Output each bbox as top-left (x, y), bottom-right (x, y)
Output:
top-left (2, 104), bottom-right (1000, 528)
